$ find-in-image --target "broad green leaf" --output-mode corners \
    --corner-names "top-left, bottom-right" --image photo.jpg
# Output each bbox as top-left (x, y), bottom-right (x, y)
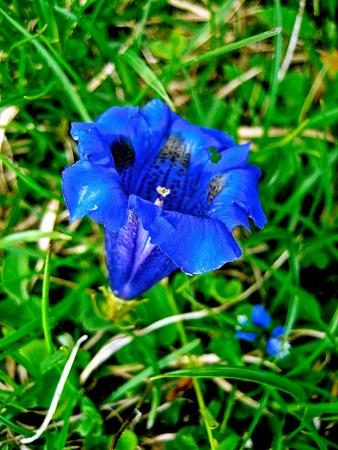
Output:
top-left (19, 339), bottom-right (49, 368)
top-left (2, 252), bottom-right (30, 302)
top-left (115, 430), bottom-right (138, 450)
top-left (75, 397), bottom-right (103, 437)
top-left (150, 33), bottom-right (187, 60)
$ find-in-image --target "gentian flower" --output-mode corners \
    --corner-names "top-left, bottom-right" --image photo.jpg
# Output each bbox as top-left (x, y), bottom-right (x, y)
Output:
top-left (62, 99), bottom-right (266, 299)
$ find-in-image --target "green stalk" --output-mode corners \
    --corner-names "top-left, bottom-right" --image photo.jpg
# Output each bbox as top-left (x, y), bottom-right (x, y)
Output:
top-left (42, 249), bottom-right (54, 354)
top-left (263, 0), bottom-right (283, 133)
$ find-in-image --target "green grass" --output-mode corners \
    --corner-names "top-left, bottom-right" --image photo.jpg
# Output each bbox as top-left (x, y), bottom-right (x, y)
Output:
top-left (0, 1), bottom-right (337, 449)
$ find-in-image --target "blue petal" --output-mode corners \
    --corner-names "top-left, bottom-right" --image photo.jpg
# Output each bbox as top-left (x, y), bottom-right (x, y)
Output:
top-left (70, 123), bottom-right (114, 167)
top-left (204, 143), bottom-right (251, 175)
top-left (140, 99), bottom-right (172, 150)
top-left (62, 160), bottom-right (128, 232)
top-left (105, 211), bottom-right (177, 299)
top-left (94, 105), bottom-right (149, 190)
top-left (137, 111), bottom-right (231, 211)
top-left (266, 337), bottom-right (282, 356)
top-left (187, 143), bottom-right (251, 215)
top-left (168, 116), bottom-right (224, 212)
top-left (267, 337), bottom-right (290, 359)
top-left (235, 331), bottom-right (257, 342)
top-left (95, 101), bottom-right (174, 195)
top-left (130, 100), bottom-right (173, 196)
top-left (208, 166), bottom-right (267, 231)
top-left (130, 195), bottom-right (242, 274)
top-left (197, 126), bottom-right (236, 149)
top-left (95, 105), bottom-right (142, 139)
top-left (135, 113), bottom-right (219, 211)
top-left (251, 305), bottom-right (271, 328)
top-left (272, 326), bottom-right (285, 338)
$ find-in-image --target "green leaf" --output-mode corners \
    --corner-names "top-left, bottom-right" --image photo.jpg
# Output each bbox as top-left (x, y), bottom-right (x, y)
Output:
top-left (122, 48), bottom-right (174, 109)
top-left (150, 33), bottom-right (187, 60)
top-left (213, 278), bottom-right (243, 302)
top-left (304, 402), bottom-right (338, 419)
top-left (153, 366), bottom-right (306, 401)
top-left (0, 153), bottom-right (61, 201)
top-left (0, 230), bottom-right (71, 249)
top-left (115, 430), bottom-right (138, 450)
top-left (0, 298), bottom-right (37, 328)
top-left (40, 349), bottom-right (67, 374)
top-left (257, 6), bottom-right (317, 38)
top-left (177, 28), bottom-right (281, 68)
top-left (0, 414), bottom-right (33, 437)
top-left (136, 283), bottom-right (178, 346)
top-left (19, 339), bottom-right (49, 368)
top-left (2, 252), bottom-right (30, 302)
top-left (0, 8), bottom-right (91, 121)
top-left (217, 433), bottom-right (241, 450)
top-left (75, 397), bottom-right (103, 437)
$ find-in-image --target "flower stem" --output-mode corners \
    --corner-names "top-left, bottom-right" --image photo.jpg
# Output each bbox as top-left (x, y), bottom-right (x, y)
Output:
top-left (166, 285), bottom-right (216, 450)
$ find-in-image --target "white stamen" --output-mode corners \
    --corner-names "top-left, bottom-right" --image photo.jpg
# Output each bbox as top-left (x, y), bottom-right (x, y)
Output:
top-left (155, 186), bottom-right (170, 207)
top-left (156, 186), bottom-right (170, 197)
top-left (155, 198), bottom-right (164, 207)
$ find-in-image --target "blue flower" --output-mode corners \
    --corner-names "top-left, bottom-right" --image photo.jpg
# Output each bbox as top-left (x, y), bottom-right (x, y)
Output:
top-left (235, 330), bottom-right (258, 342)
top-left (251, 305), bottom-right (271, 328)
top-left (235, 305), bottom-right (271, 342)
top-left (235, 308), bottom-right (291, 359)
top-left (62, 99), bottom-right (266, 299)
top-left (267, 326), bottom-right (291, 359)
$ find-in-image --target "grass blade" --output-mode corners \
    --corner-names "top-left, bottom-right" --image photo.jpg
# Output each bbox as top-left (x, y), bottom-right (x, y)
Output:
top-left (0, 153), bottom-right (61, 201)
top-left (263, 0), bottom-right (283, 132)
top-left (122, 48), bottom-right (174, 109)
top-left (0, 231), bottom-right (71, 249)
top-left (153, 366), bottom-right (306, 401)
top-left (0, 8), bottom-right (91, 121)
top-left (41, 249), bottom-right (54, 354)
top-left (105, 339), bottom-right (200, 402)
top-left (178, 28), bottom-right (282, 68)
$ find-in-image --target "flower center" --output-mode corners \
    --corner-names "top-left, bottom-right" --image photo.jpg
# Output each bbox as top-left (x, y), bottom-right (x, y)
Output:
top-left (137, 135), bottom-right (190, 211)
top-left (155, 185), bottom-right (171, 207)
top-left (156, 185), bottom-right (171, 197)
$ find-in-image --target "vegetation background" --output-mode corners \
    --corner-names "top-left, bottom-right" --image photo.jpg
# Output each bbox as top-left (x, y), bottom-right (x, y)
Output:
top-left (0, 0), bottom-right (337, 448)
